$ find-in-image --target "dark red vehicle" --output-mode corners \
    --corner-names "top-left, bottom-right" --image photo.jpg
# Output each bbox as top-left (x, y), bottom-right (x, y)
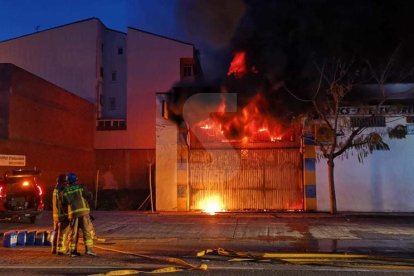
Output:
top-left (0, 169), bottom-right (44, 223)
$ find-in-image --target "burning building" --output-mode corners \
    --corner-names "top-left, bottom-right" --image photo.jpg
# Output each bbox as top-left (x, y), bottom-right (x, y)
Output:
top-left (156, 48), bottom-right (414, 213)
top-left (156, 50), bottom-right (312, 212)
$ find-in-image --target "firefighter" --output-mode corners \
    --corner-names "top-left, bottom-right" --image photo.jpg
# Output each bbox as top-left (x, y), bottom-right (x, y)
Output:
top-left (63, 172), bottom-right (97, 257)
top-left (51, 174), bottom-right (70, 255)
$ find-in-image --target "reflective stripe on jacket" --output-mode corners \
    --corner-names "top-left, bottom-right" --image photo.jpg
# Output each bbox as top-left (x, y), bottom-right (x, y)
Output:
top-left (63, 184), bottom-right (91, 218)
top-left (52, 185), bottom-right (68, 222)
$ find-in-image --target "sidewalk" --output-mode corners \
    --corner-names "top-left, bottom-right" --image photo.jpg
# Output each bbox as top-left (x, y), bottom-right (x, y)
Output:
top-left (1, 211), bottom-right (413, 255)
top-left (0, 210), bottom-right (413, 274)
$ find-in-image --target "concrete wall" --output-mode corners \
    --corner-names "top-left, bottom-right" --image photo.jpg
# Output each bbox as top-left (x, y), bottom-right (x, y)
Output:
top-left (0, 19), bottom-right (100, 103)
top-left (0, 18), bottom-right (128, 121)
top-left (101, 29), bottom-right (127, 119)
top-left (0, 65), bottom-right (11, 139)
top-left (155, 94), bottom-right (178, 211)
top-left (95, 149), bottom-right (153, 190)
top-left (316, 117), bottom-right (414, 212)
top-left (0, 64), bottom-right (95, 196)
top-left (95, 28), bottom-right (194, 150)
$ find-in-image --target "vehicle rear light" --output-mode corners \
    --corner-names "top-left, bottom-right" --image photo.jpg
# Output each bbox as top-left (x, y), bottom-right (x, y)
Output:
top-left (37, 202), bottom-right (44, 211)
top-left (36, 185), bottom-right (43, 196)
top-left (0, 185), bottom-right (5, 198)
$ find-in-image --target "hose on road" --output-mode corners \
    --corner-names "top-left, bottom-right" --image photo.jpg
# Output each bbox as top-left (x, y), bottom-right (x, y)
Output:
top-left (197, 248), bottom-right (414, 270)
top-left (88, 244), bottom-right (207, 275)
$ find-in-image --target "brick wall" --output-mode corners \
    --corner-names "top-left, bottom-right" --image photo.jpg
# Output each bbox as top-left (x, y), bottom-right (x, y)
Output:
top-left (0, 64), bottom-right (95, 199)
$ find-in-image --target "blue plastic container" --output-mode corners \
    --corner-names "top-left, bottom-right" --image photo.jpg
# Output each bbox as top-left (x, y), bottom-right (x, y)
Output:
top-left (34, 231), bottom-right (45, 246)
top-left (17, 231), bottom-right (27, 246)
top-left (26, 231), bottom-right (36, 246)
top-left (3, 231), bottom-right (18, 248)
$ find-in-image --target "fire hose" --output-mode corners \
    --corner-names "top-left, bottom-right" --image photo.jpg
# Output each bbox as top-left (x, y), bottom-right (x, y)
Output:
top-left (197, 248), bottom-right (414, 270)
top-left (86, 242), bottom-right (207, 275)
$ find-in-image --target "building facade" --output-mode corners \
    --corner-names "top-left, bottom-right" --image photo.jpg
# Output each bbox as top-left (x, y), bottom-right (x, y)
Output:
top-left (0, 63), bottom-right (95, 196)
top-left (0, 18), bottom-right (196, 192)
top-left (155, 85), bottom-right (414, 212)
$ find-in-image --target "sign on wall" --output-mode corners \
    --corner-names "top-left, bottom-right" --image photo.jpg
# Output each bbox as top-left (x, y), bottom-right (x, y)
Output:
top-left (0, 154), bottom-right (26, 166)
top-left (339, 105), bottom-right (414, 116)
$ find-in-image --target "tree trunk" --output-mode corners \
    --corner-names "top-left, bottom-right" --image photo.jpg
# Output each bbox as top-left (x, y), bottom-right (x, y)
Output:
top-left (327, 158), bottom-right (337, 214)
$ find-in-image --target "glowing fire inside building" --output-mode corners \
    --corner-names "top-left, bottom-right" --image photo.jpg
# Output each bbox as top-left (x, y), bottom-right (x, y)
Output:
top-left (157, 51), bottom-right (304, 213)
top-left (195, 93), bottom-right (294, 143)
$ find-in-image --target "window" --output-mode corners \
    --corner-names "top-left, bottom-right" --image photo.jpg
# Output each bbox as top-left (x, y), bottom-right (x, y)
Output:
top-left (180, 58), bottom-right (194, 80)
top-left (96, 119), bottom-right (127, 131)
top-left (183, 65), bottom-right (192, 77)
top-left (100, 67), bottom-right (104, 78)
top-left (109, 97), bottom-right (116, 111)
top-left (101, 43), bottom-right (104, 52)
top-left (350, 116), bottom-right (386, 127)
top-left (111, 71), bottom-right (117, 81)
top-left (118, 47), bottom-right (123, 55)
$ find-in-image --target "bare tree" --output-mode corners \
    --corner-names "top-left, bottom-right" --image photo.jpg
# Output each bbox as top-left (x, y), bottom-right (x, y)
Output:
top-left (285, 58), bottom-right (392, 214)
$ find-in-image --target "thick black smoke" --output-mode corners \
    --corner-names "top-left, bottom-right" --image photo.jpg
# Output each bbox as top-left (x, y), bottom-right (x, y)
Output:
top-left (230, 0), bottom-right (414, 109)
top-left (169, 0), bottom-right (414, 129)
top-left (175, 0), bottom-right (245, 80)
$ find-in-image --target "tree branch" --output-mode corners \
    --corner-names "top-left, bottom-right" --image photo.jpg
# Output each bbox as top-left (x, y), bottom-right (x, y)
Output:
top-left (333, 126), bottom-right (364, 158)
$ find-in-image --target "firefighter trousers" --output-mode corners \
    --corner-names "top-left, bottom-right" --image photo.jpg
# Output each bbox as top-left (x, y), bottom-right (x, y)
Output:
top-left (52, 220), bottom-right (70, 254)
top-left (69, 215), bottom-right (95, 253)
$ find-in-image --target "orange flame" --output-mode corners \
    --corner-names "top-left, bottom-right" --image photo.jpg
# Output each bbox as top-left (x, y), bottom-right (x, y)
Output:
top-left (227, 51), bottom-right (247, 78)
top-left (227, 51), bottom-right (259, 78)
top-left (195, 93), bottom-right (294, 143)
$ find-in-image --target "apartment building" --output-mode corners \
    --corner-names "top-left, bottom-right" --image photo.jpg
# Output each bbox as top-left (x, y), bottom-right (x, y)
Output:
top-left (0, 18), bottom-right (196, 190)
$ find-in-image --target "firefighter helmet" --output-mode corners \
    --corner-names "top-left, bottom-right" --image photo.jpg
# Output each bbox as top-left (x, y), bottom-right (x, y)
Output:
top-left (66, 172), bottom-right (78, 184)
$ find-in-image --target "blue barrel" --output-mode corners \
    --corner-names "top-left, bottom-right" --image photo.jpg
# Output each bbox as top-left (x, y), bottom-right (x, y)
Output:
top-left (34, 231), bottom-right (45, 246)
top-left (26, 231), bottom-right (36, 246)
top-left (17, 231), bottom-right (27, 246)
top-left (3, 231), bottom-right (18, 248)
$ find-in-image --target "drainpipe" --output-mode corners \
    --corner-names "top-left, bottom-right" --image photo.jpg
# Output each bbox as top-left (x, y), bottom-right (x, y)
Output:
top-left (185, 123), bottom-right (191, 211)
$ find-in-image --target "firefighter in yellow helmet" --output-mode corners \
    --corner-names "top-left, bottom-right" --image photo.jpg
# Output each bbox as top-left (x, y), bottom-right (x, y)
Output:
top-left (63, 172), bottom-right (97, 257)
top-left (51, 174), bottom-right (70, 255)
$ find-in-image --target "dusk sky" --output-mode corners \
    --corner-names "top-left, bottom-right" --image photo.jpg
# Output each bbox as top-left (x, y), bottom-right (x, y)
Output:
top-left (0, 0), bottom-right (245, 78)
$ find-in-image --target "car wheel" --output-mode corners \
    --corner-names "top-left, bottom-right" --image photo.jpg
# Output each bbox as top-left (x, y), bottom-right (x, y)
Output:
top-left (29, 216), bottom-right (36, 224)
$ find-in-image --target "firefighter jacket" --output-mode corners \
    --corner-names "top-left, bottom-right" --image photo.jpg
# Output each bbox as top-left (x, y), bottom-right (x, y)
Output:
top-left (52, 183), bottom-right (69, 223)
top-left (63, 183), bottom-right (92, 218)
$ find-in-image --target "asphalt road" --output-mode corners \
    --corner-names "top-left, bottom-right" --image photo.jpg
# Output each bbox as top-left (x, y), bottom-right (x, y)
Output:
top-left (0, 211), bottom-right (413, 275)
